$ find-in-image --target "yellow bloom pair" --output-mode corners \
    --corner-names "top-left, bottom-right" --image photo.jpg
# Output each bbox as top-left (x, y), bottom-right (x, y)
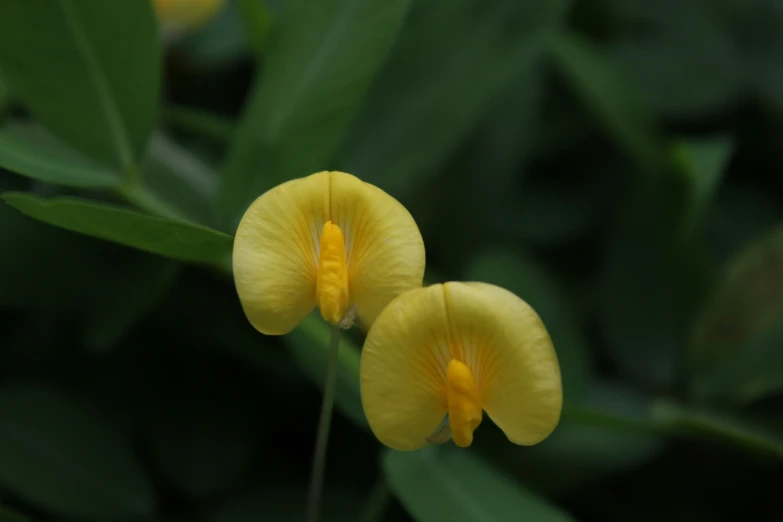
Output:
top-left (233, 171), bottom-right (562, 451)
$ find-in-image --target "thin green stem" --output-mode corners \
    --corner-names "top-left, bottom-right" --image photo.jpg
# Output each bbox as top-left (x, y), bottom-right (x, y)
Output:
top-left (305, 324), bottom-right (342, 522)
top-left (356, 477), bottom-right (391, 522)
top-left (561, 404), bottom-right (663, 436)
top-left (117, 181), bottom-right (189, 222)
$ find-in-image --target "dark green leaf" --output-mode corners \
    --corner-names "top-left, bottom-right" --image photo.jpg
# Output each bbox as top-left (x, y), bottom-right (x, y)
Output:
top-left (152, 270), bottom-right (301, 389)
top-left (0, 123), bottom-right (121, 189)
top-left (285, 313), bottom-right (367, 427)
top-left (709, 0), bottom-right (783, 112)
top-left (0, 384), bottom-right (154, 519)
top-left (2, 192), bottom-right (233, 265)
top-left (467, 68), bottom-right (545, 186)
top-left (85, 256), bottom-right (179, 353)
top-left (139, 132), bottom-right (218, 225)
top-left (512, 166), bottom-right (612, 245)
top-left (338, 0), bottom-right (568, 197)
top-left (476, 383), bottom-right (664, 495)
top-left (706, 180), bottom-right (783, 267)
top-left (236, 0), bottom-right (272, 58)
top-left (218, 0), bottom-right (414, 229)
top-left (609, 0), bottom-right (744, 117)
top-left (550, 31), bottom-right (667, 174)
top-left (418, 65), bottom-right (547, 257)
top-left (0, 0), bottom-right (161, 169)
top-left (177, 2), bottom-right (250, 68)
top-left (673, 136), bottom-right (734, 237)
top-left (463, 250), bottom-right (593, 399)
top-left (0, 505), bottom-right (30, 522)
top-left (0, 74), bottom-right (9, 118)
top-left (163, 105), bottom-right (235, 144)
top-left (384, 446), bottom-right (574, 522)
top-left (652, 400), bottom-right (783, 459)
top-left (691, 226), bottom-right (783, 404)
top-left (0, 184), bottom-right (97, 308)
top-left (600, 174), bottom-right (711, 389)
top-left (210, 482), bottom-right (362, 522)
top-left (147, 389), bottom-right (256, 499)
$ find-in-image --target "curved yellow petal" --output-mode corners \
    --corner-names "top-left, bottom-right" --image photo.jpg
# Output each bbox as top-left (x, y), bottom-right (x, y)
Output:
top-left (233, 171), bottom-right (424, 335)
top-left (360, 282), bottom-right (562, 451)
top-left (232, 173), bottom-right (329, 335)
top-left (360, 285), bottom-right (450, 451)
top-left (329, 173), bottom-right (426, 326)
top-left (445, 282), bottom-right (562, 445)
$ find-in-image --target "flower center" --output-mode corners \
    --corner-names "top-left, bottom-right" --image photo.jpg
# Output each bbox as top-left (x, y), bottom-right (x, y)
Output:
top-left (446, 359), bottom-right (482, 447)
top-left (316, 221), bottom-right (350, 325)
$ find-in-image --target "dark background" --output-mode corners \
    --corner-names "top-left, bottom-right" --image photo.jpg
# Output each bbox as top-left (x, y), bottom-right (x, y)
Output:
top-left (0, 0), bottom-right (782, 521)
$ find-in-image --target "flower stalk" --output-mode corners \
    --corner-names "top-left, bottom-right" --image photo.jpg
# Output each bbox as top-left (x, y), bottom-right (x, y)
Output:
top-left (305, 324), bottom-right (342, 522)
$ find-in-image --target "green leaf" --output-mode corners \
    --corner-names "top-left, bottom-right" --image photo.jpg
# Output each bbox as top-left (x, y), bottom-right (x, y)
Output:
top-left (709, 0), bottom-right (783, 112)
top-left (466, 66), bottom-right (544, 188)
top-left (384, 446), bottom-right (574, 522)
top-left (652, 400), bottom-right (783, 459)
top-left (0, 384), bottom-right (154, 519)
top-left (338, 0), bottom-right (568, 197)
top-left (476, 383), bottom-right (664, 495)
top-left (550, 31), bottom-right (667, 175)
top-left (673, 135), bottom-right (735, 237)
top-left (236, 0), bottom-right (272, 58)
top-left (418, 65), bottom-right (547, 257)
top-left (0, 0), bottom-right (161, 170)
top-left (284, 313), bottom-right (367, 427)
top-left (600, 173), bottom-right (711, 388)
top-left (690, 225), bottom-right (783, 404)
top-left (0, 123), bottom-right (121, 189)
top-left (209, 482), bottom-right (362, 522)
top-left (2, 192), bottom-right (233, 265)
top-left (147, 388), bottom-right (257, 499)
top-left (139, 132), bottom-right (218, 224)
top-left (0, 74), bottom-right (11, 121)
top-left (609, 0), bottom-right (744, 117)
top-left (706, 180), bottom-right (783, 267)
top-left (177, 2), bottom-right (250, 69)
top-left (152, 270), bottom-right (301, 389)
top-left (512, 171), bottom-right (607, 246)
top-left (163, 105), bottom-right (235, 144)
top-left (218, 0), bottom-right (414, 229)
top-left (0, 506), bottom-right (30, 522)
top-left (0, 188), bottom-right (96, 307)
top-left (463, 250), bottom-right (593, 399)
top-left (85, 255), bottom-right (179, 353)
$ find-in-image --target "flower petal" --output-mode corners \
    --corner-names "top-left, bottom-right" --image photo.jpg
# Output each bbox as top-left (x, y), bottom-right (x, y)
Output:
top-left (360, 281), bottom-right (562, 451)
top-left (232, 173), bottom-right (329, 335)
top-left (329, 172), bottom-right (426, 327)
top-left (360, 285), bottom-right (450, 451)
top-left (444, 282), bottom-right (562, 445)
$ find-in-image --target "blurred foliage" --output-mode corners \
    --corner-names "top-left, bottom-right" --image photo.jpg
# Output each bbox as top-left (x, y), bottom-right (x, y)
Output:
top-left (0, 0), bottom-right (782, 521)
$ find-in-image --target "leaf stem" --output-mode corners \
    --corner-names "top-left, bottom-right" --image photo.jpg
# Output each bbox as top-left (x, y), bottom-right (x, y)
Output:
top-left (305, 324), bottom-right (342, 522)
top-left (563, 401), bottom-right (783, 460)
top-left (117, 181), bottom-right (189, 222)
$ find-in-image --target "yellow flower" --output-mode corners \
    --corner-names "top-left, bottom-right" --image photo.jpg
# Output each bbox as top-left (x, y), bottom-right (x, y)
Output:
top-left (360, 282), bottom-right (562, 451)
top-left (233, 171), bottom-right (426, 335)
top-left (153, 0), bottom-right (225, 34)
